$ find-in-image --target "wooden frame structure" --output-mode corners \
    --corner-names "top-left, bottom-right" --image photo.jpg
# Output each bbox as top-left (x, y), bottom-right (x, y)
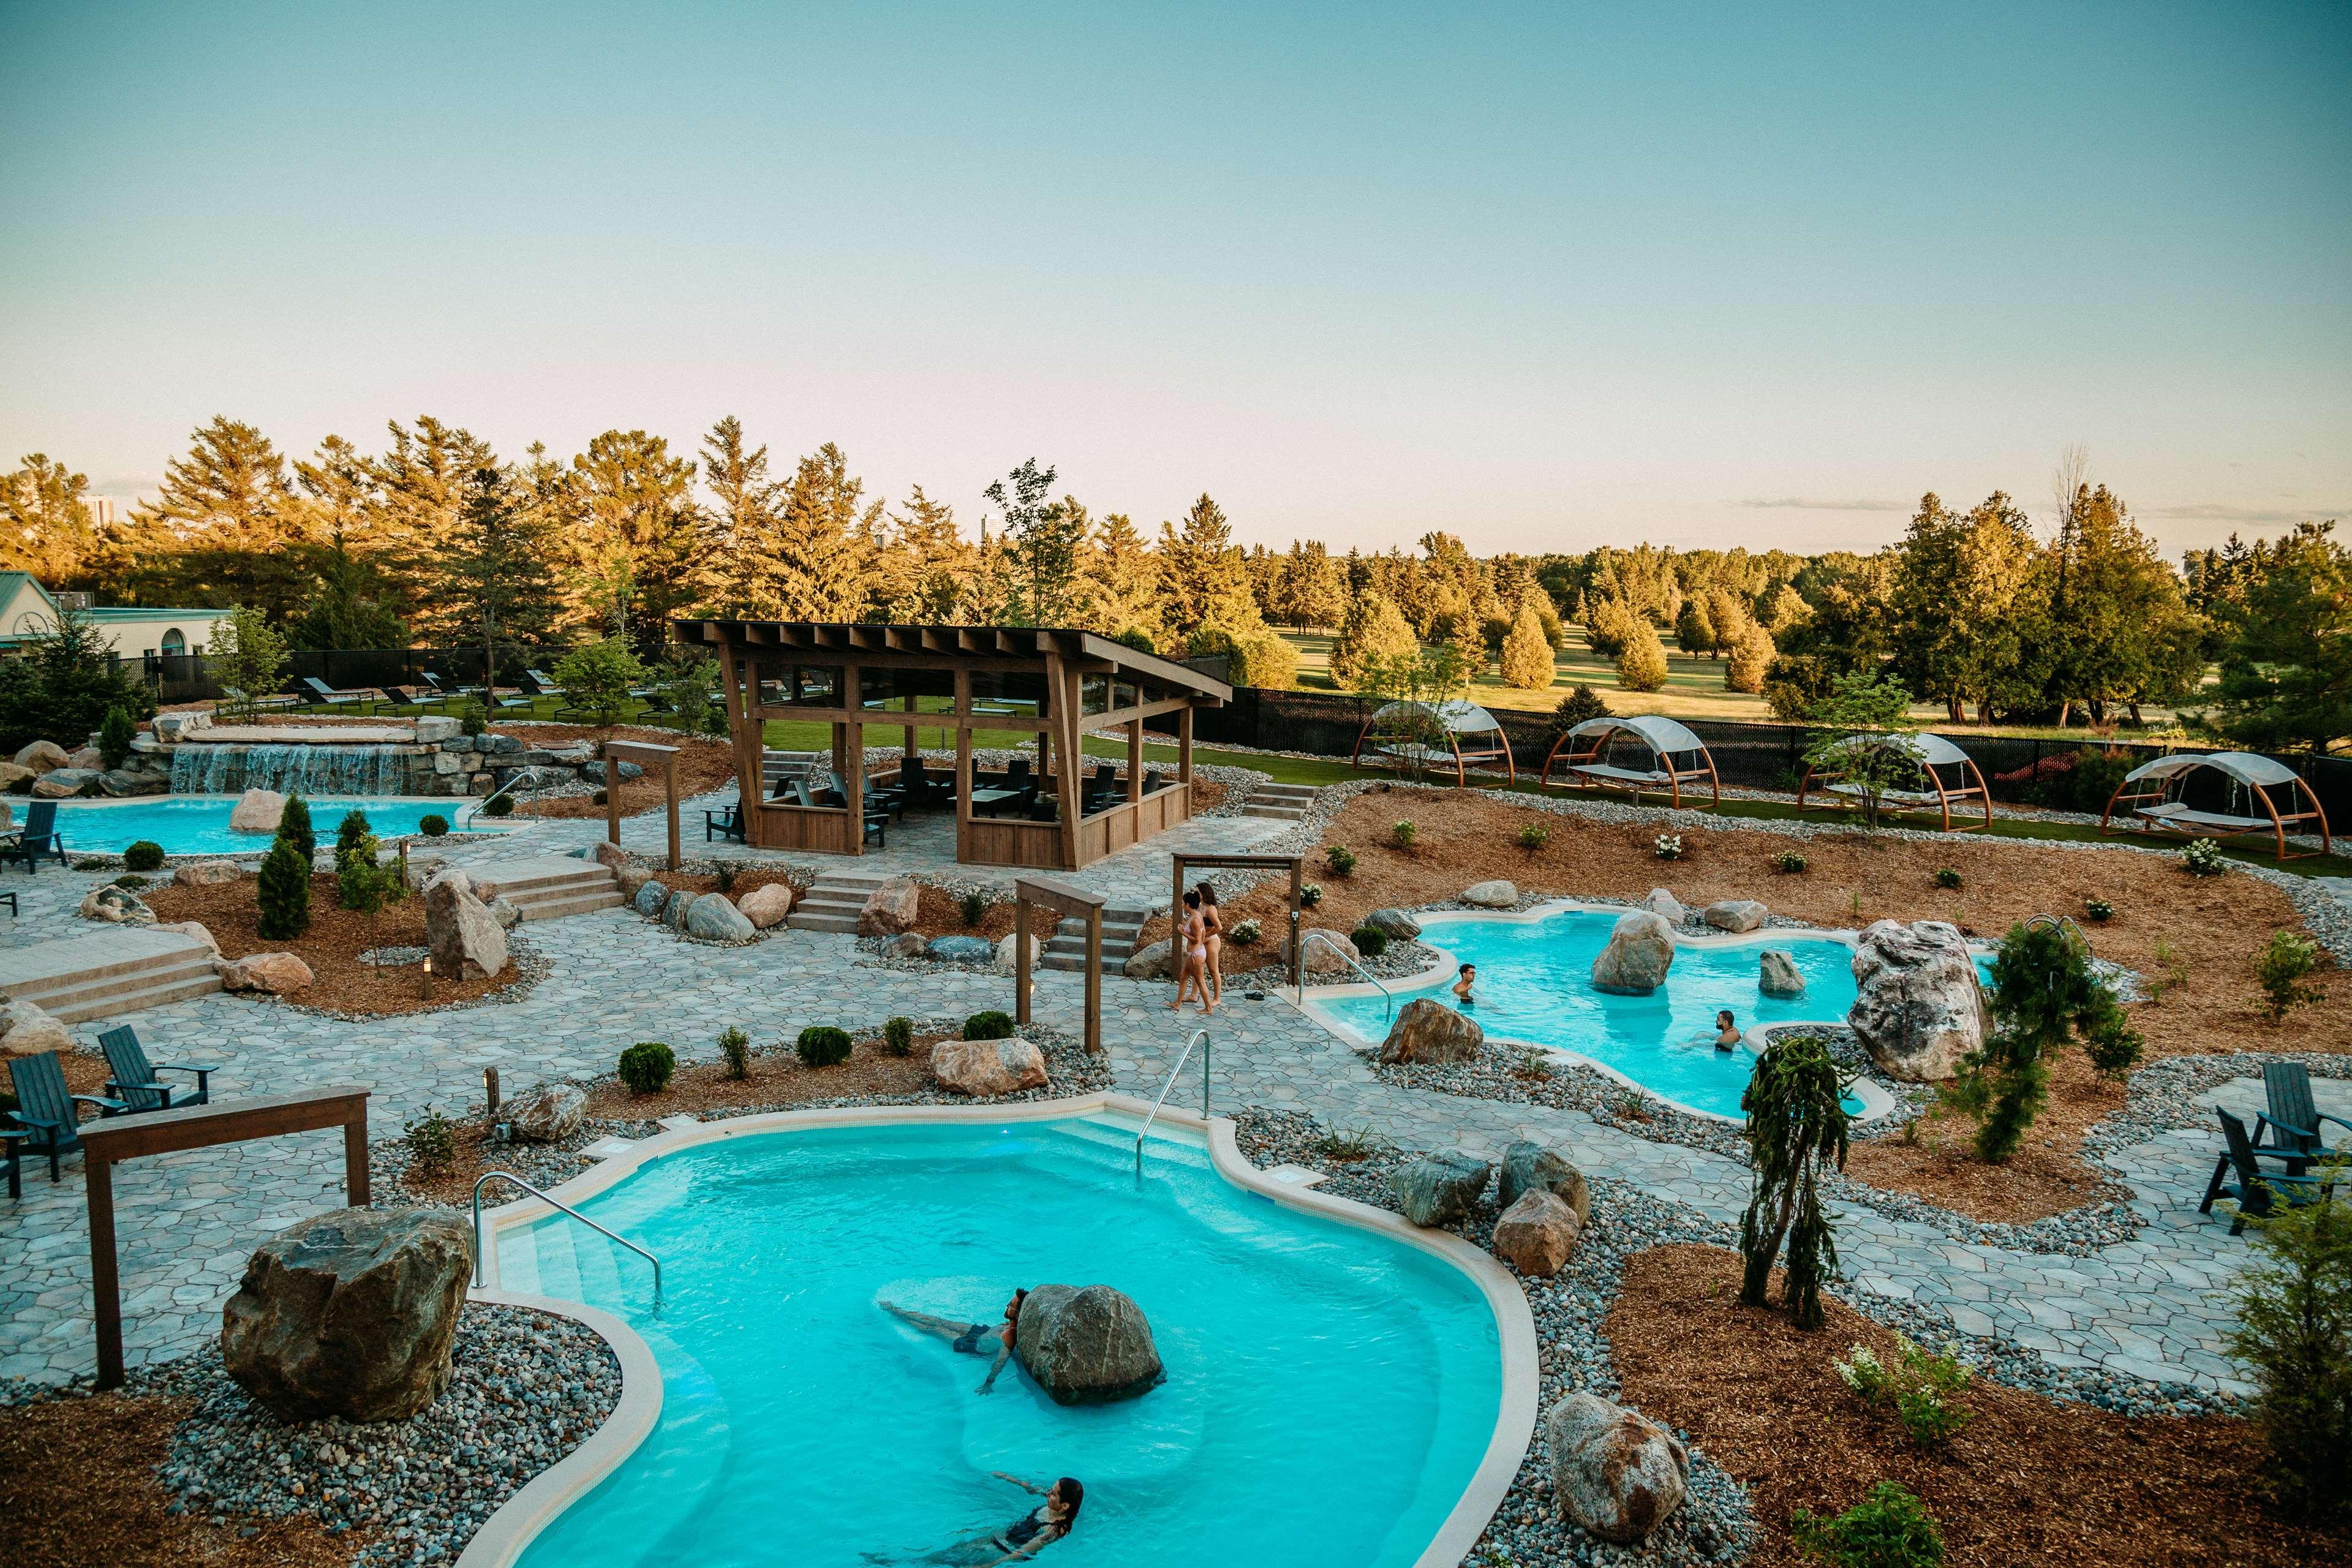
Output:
top-left (1539, 715), bottom-right (1720, 810)
top-left (2100, 751), bottom-right (2331, 861)
top-left (1012, 875), bottom-right (1104, 1055)
top-left (77, 1087), bottom-right (371, 1389)
top-left (675, 620), bottom-right (1231, 872)
top-left (1350, 700), bottom-right (1517, 787)
top-left (1171, 853), bottom-right (1308, 989)
top-left (1796, 731), bottom-right (1993, 832)
top-left (603, 739), bottom-right (682, 869)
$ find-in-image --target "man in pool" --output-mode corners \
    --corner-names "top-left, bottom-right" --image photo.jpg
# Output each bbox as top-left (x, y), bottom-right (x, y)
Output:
top-left (1452, 962), bottom-right (1477, 1006)
top-left (879, 1289), bottom-right (1027, 1394)
top-left (1714, 1009), bottom-right (1741, 1052)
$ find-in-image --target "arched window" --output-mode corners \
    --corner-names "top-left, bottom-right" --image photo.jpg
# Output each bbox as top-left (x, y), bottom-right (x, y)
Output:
top-left (160, 628), bottom-right (186, 656)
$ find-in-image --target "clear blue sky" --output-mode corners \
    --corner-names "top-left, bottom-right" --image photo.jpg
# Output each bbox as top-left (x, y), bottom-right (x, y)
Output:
top-left (4, 1), bottom-right (2346, 557)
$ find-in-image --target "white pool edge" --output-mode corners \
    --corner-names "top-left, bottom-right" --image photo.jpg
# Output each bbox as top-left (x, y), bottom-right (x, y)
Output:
top-left (458, 1090), bottom-right (1539, 1568)
top-left (1297, 897), bottom-right (1899, 1125)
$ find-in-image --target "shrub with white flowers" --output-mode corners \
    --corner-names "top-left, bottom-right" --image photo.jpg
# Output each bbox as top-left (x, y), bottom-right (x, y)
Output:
top-left (2180, 838), bottom-right (2226, 876)
top-left (1654, 832), bottom-right (1684, 861)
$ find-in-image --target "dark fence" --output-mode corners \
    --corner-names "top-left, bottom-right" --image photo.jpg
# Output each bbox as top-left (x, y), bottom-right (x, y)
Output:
top-left (121, 647), bottom-right (575, 707)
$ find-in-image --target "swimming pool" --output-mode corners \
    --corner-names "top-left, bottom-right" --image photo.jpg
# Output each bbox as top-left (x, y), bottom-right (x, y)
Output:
top-left (1310, 903), bottom-right (1985, 1119)
top-left (44, 796), bottom-right (510, 856)
top-left (484, 1111), bottom-right (1514, 1568)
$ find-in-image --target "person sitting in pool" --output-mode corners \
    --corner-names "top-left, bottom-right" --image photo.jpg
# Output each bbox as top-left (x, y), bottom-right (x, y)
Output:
top-left (873, 1475), bottom-right (1084, 1565)
top-left (1452, 962), bottom-right (1477, 1006)
top-left (1713, 1009), bottom-right (1741, 1052)
top-left (878, 1289), bottom-right (1027, 1393)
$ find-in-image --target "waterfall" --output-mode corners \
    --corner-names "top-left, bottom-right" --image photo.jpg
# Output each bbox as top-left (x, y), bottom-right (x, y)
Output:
top-left (172, 743), bottom-right (410, 796)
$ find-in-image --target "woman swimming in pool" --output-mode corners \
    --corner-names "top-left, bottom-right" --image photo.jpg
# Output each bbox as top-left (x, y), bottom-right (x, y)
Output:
top-left (873, 1475), bottom-right (1084, 1565)
top-left (879, 1289), bottom-right (1027, 1393)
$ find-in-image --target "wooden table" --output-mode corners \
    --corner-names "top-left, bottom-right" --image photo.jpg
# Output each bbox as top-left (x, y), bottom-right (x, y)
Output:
top-left (969, 788), bottom-right (1023, 817)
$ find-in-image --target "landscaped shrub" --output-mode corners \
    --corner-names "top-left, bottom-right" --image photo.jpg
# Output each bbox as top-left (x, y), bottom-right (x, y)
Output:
top-left (1517, 821), bottom-right (1551, 856)
top-left (1654, 832), bottom-right (1683, 861)
top-left (72, 858), bottom-right (107, 870)
top-left (1951, 920), bottom-right (2126, 1162)
top-left (2083, 897), bottom-right (2114, 922)
top-left (2256, 930), bottom-right (2324, 1023)
top-left (122, 840), bottom-right (164, 872)
top-left (1614, 620), bottom-right (1669, 692)
top-left (2226, 1185), bottom-right (2352, 1520)
top-left (456, 699), bottom-right (489, 737)
top-left (403, 1107), bottom-right (457, 1174)
top-left (1299, 882), bottom-right (1324, 908)
top-left (1325, 845), bottom-right (1357, 878)
top-left (1739, 1031), bottom-right (1849, 1329)
top-left (796, 1025), bottom-right (853, 1067)
top-left (1351, 922), bottom-right (1389, 959)
top-left (255, 837), bottom-right (311, 940)
top-left (719, 1027), bottom-right (752, 1079)
top-left (552, 639), bottom-right (650, 728)
top-left (112, 874), bottom-right (150, 892)
top-left (98, 704), bottom-right (135, 771)
top-left (2032, 745), bottom-right (2134, 814)
top-left (482, 793), bottom-right (514, 817)
top-left (617, 1041), bottom-right (676, 1094)
top-left (277, 793), bottom-right (315, 859)
top-left (1833, 1334), bottom-right (1972, 1446)
top-left (1773, 848), bottom-right (1809, 875)
top-left (1229, 918), bottom-right (1261, 946)
top-left (1550, 684), bottom-right (1610, 736)
top-left (882, 1016), bottom-right (914, 1057)
top-left (419, 814), bottom-right (450, 837)
top-left (335, 809), bottom-right (372, 862)
top-left (336, 832), bottom-right (384, 910)
top-left (2083, 1016), bottom-right (2144, 1079)
top-left (592, 789), bottom-right (608, 806)
top-left (2180, 837), bottom-right (2226, 876)
top-left (1390, 820), bottom-right (1417, 850)
top-left (963, 1009), bottom-right (1016, 1041)
top-left (959, 889), bottom-right (989, 927)
top-left (1932, 867), bottom-right (1962, 890)
top-left (1791, 1481), bottom-right (1944, 1568)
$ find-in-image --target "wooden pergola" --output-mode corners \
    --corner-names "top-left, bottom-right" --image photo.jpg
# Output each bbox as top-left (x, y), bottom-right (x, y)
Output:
top-left (674, 620), bottom-right (1232, 872)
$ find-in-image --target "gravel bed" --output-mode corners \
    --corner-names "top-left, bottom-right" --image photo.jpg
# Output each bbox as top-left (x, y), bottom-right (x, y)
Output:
top-left (148, 1302), bottom-right (622, 1567)
top-left (260, 939), bottom-right (556, 1023)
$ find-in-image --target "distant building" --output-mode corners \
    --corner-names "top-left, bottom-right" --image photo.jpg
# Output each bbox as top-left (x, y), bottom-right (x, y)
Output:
top-left (0, 574), bottom-right (230, 660)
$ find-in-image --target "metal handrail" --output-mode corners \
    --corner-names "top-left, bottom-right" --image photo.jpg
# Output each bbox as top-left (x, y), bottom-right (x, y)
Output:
top-left (472, 1169), bottom-right (663, 1300)
top-left (1297, 929), bottom-right (1393, 1023)
top-left (459, 767), bottom-right (546, 828)
top-left (1136, 1028), bottom-right (1210, 1180)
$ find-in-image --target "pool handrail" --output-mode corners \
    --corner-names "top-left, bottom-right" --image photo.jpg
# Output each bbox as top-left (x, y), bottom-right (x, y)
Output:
top-left (1297, 929), bottom-right (1393, 1023)
top-left (459, 767), bottom-right (548, 828)
top-left (1136, 1028), bottom-right (1210, 1179)
top-left (473, 1169), bottom-right (663, 1301)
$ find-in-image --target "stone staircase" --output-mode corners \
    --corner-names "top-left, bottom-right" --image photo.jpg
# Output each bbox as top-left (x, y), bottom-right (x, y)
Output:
top-left (785, 869), bottom-right (893, 934)
top-left (0, 927), bottom-right (222, 1024)
top-left (475, 854), bottom-right (626, 921)
top-left (1040, 905), bottom-right (1152, 973)
top-left (1238, 782), bottom-right (1317, 822)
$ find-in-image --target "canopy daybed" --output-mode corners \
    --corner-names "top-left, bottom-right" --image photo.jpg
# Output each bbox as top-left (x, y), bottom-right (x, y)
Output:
top-left (2100, 751), bottom-right (2330, 861)
top-left (1795, 732), bottom-right (1992, 832)
top-left (1539, 715), bottom-right (1719, 810)
top-left (1350, 699), bottom-right (1517, 787)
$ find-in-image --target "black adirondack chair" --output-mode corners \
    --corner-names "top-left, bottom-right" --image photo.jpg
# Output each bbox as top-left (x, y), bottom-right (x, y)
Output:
top-left (97, 1024), bottom-right (217, 1112)
top-left (2204, 1107), bottom-right (2333, 1234)
top-left (706, 801), bottom-right (745, 842)
top-left (2262, 1062), bottom-right (2351, 1167)
top-left (2, 800), bottom-right (70, 874)
top-left (4, 1051), bottom-right (127, 1183)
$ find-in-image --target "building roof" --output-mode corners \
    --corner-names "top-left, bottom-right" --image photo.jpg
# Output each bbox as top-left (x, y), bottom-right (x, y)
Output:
top-left (79, 606), bottom-right (227, 620)
top-left (671, 619), bottom-right (1233, 703)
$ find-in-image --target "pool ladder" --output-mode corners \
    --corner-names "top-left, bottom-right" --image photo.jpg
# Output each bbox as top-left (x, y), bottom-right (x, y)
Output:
top-left (1136, 1028), bottom-right (1210, 1180)
top-left (472, 1169), bottom-right (664, 1302)
top-left (1296, 930), bottom-right (1393, 1023)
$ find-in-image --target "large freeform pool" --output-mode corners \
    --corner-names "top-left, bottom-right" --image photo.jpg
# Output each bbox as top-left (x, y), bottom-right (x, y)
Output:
top-left (45, 796), bottom-right (510, 857)
top-left (489, 1115), bottom-right (1508, 1568)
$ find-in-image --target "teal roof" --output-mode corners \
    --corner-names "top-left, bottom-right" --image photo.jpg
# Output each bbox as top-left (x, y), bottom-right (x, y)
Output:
top-left (80, 606), bottom-right (226, 620)
top-left (0, 573), bottom-right (58, 615)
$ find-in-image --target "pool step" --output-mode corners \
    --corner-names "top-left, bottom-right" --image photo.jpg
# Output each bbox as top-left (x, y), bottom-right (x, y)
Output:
top-left (786, 869), bottom-right (894, 934)
top-left (1238, 782), bottom-right (1318, 822)
top-left (0, 927), bottom-right (224, 1025)
top-left (1039, 906), bottom-right (1152, 973)
top-left (469, 855), bottom-right (625, 922)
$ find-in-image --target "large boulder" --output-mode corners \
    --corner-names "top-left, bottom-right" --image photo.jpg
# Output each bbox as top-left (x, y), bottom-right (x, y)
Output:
top-left (1642, 887), bottom-right (1686, 924)
top-left (221, 1208), bottom-right (473, 1422)
top-left (612, 864), bottom-right (654, 903)
top-left (1758, 950), bottom-right (1806, 998)
top-left (1461, 879), bottom-right (1518, 908)
top-left (12, 739), bottom-right (69, 774)
top-left (881, 931), bottom-right (927, 959)
top-left (506, 1082), bottom-right (587, 1143)
top-left (67, 745), bottom-right (103, 770)
top-left (685, 894), bottom-right (756, 942)
top-left (1703, 899), bottom-right (1767, 934)
top-left (588, 839), bottom-right (630, 872)
top-left (926, 934), bottom-right (995, 963)
top-left (0, 997), bottom-right (75, 1058)
top-left (1544, 1392), bottom-right (1689, 1544)
top-left (1493, 1189), bottom-right (1582, 1276)
top-left (1497, 1140), bottom-right (1591, 1226)
top-left (1392, 1150), bottom-right (1490, 1227)
top-left (737, 881), bottom-right (794, 929)
top-left (1591, 909), bottom-right (1676, 995)
top-left (1366, 907), bottom-right (1422, 941)
top-left (0, 762), bottom-right (29, 791)
top-left (993, 932), bottom-right (1041, 975)
top-left (662, 889), bottom-right (700, 930)
top-left (857, 876), bottom-right (921, 937)
top-left (175, 859), bottom-right (243, 888)
top-left (631, 878), bottom-right (668, 916)
top-left (228, 787), bottom-right (288, 835)
top-left (487, 896), bottom-right (523, 930)
top-left (157, 919), bottom-right (220, 956)
top-left (931, 1037), bottom-right (1049, 1096)
top-left (220, 951), bottom-right (315, 995)
top-left (1123, 939), bottom-right (1177, 980)
top-left (79, 884), bottom-right (155, 925)
top-left (99, 767), bottom-right (168, 797)
top-left (1379, 997), bottom-right (1484, 1065)
top-left (1011, 1283), bottom-right (1164, 1405)
top-left (1280, 929), bottom-right (1360, 976)
top-left (33, 769), bottom-right (99, 798)
top-left (424, 869), bottom-right (508, 981)
top-left (1848, 919), bottom-right (1982, 1082)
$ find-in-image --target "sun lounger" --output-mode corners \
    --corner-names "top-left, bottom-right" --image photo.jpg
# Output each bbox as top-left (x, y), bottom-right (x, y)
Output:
top-left (301, 676), bottom-right (372, 713)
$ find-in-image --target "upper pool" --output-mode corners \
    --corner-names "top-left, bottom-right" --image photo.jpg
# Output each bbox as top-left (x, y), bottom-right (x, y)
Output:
top-left (1310, 904), bottom-right (1985, 1118)
top-left (492, 1115), bottom-right (1506, 1568)
top-left (44, 795), bottom-right (510, 857)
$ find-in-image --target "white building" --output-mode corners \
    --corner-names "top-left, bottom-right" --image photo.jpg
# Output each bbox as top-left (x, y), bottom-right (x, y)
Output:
top-left (0, 573), bottom-right (229, 659)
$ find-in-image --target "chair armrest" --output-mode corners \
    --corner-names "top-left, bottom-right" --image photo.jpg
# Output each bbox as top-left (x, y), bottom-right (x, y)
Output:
top-left (153, 1061), bottom-right (220, 1075)
top-left (2316, 1112), bottom-right (2352, 1136)
top-left (2260, 1112), bottom-right (2322, 1142)
top-left (70, 1093), bottom-right (130, 1114)
top-left (105, 1077), bottom-right (174, 1098)
top-left (5, 1112), bottom-right (64, 1134)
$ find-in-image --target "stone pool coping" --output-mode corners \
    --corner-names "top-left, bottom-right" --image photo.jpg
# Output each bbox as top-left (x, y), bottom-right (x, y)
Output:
top-left (1298, 897), bottom-right (1902, 1125)
top-left (459, 1090), bottom-right (1539, 1568)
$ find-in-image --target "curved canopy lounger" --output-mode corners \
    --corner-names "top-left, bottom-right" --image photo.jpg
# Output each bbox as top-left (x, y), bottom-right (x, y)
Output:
top-left (1796, 731), bottom-right (1992, 832)
top-left (2100, 751), bottom-right (2330, 861)
top-left (1539, 715), bottom-right (1719, 810)
top-left (1351, 699), bottom-right (1516, 787)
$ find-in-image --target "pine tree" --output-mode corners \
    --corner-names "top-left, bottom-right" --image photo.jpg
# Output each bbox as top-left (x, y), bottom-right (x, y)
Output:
top-left (256, 835), bottom-right (312, 941)
top-left (1616, 620), bottom-right (1669, 692)
top-left (1083, 512), bottom-right (1162, 644)
top-left (1499, 600), bottom-right (1555, 690)
top-left (1155, 494), bottom-right (1257, 641)
top-left (701, 416), bottom-right (782, 616)
top-left (445, 466), bottom-right (562, 687)
top-left (868, 485), bottom-right (967, 622)
top-left (366, 416), bottom-right (498, 630)
top-left (566, 429), bottom-right (709, 649)
top-left (1739, 1032), bottom-right (1849, 1329)
top-left (1675, 598), bottom-right (1716, 658)
top-left (109, 417), bottom-right (313, 620)
top-left (747, 442), bottom-right (875, 620)
top-left (0, 454), bottom-right (102, 586)
top-left (1330, 592), bottom-right (1419, 690)
top-left (1725, 622), bottom-right (1776, 693)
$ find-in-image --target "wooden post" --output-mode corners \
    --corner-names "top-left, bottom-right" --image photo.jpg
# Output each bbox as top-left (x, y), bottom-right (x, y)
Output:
top-left (1057, 660), bottom-right (1082, 870)
top-left (1172, 854), bottom-right (1186, 943)
top-left (1015, 897), bottom-right (1032, 1028)
top-left (721, 648), bottom-right (761, 846)
top-left (664, 751), bottom-right (680, 872)
top-left (604, 739), bottom-right (621, 848)
top-left (954, 676), bottom-right (973, 864)
top-left (86, 1155), bottom-right (119, 1389)
top-left (1291, 857), bottom-right (1304, 990)
top-left (843, 661), bottom-right (864, 856)
top-left (903, 693), bottom-right (919, 765)
top-left (1126, 719), bottom-right (1143, 802)
top-left (1178, 705), bottom-right (1194, 785)
top-left (1084, 903), bottom-right (1102, 1055)
top-left (484, 1066), bottom-right (501, 1120)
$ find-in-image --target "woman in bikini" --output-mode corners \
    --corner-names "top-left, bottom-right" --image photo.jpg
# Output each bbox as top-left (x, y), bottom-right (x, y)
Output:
top-left (1170, 890), bottom-right (1208, 1012)
top-left (1196, 881), bottom-right (1224, 1012)
top-left (879, 1289), bottom-right (1027, 1394)
top-left (876, 1475), bottom-right (1084, 1565)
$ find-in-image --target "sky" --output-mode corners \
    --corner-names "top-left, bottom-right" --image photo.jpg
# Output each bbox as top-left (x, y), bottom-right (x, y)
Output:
top-left (4, 1), bottom-right (2348, 560)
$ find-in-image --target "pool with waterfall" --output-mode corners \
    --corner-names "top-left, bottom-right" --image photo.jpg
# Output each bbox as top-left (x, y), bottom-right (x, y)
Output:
top-left (50, 796), bottom-right (513, 856)
top-left (170, 739), bottom-right (418, 795)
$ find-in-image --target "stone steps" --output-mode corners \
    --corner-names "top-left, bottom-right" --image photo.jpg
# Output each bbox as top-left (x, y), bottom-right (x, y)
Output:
top-left (1039, 907), bottom-right (1152, 973)
top-left (0, 928), bottom-right (224, 1024)
top-left (786, 870), bottom-right (892, 934)
top-left (469, 854), bottom-right (625, 922)
top-left (1238, 782), bottom-right (1317, 822)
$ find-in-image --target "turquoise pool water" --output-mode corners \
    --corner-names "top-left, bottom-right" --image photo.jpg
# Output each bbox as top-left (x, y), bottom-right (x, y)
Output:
top-left (44, 796), bottom-right (507, 856)
top-left (1314, 905), bottom-right (1987, 1118)
top-left (499, 1117), bottom-right (1504, 1568)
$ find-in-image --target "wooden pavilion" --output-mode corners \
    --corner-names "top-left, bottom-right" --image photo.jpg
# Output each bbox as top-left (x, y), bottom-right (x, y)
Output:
top-left (674, 619), bottom-right (1232, 871)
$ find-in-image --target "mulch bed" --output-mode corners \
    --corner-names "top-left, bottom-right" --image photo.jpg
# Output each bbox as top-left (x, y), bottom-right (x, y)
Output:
top-left (498, 724), bottom-right (737, 820)
top-left (145, 873), bottom-right (522, 1017)
top-left (0, 1389), bottom-right (358, 1568)
top-left (1607, 1243), bottom-right (2350, 1567)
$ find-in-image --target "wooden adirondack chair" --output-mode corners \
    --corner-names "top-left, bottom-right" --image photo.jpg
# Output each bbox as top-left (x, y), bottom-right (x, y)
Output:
top-left (1, 800), bottom-right (70, 873)
top-left (97, 1025), bottom-right (218, 1112)
top-left (4, 1051), bottom-right (127, 1183)
top-left (2203, 1108), bottom-right (2333, 1235)
top-left (2261, 1061), bottom-right (2351, 1168)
